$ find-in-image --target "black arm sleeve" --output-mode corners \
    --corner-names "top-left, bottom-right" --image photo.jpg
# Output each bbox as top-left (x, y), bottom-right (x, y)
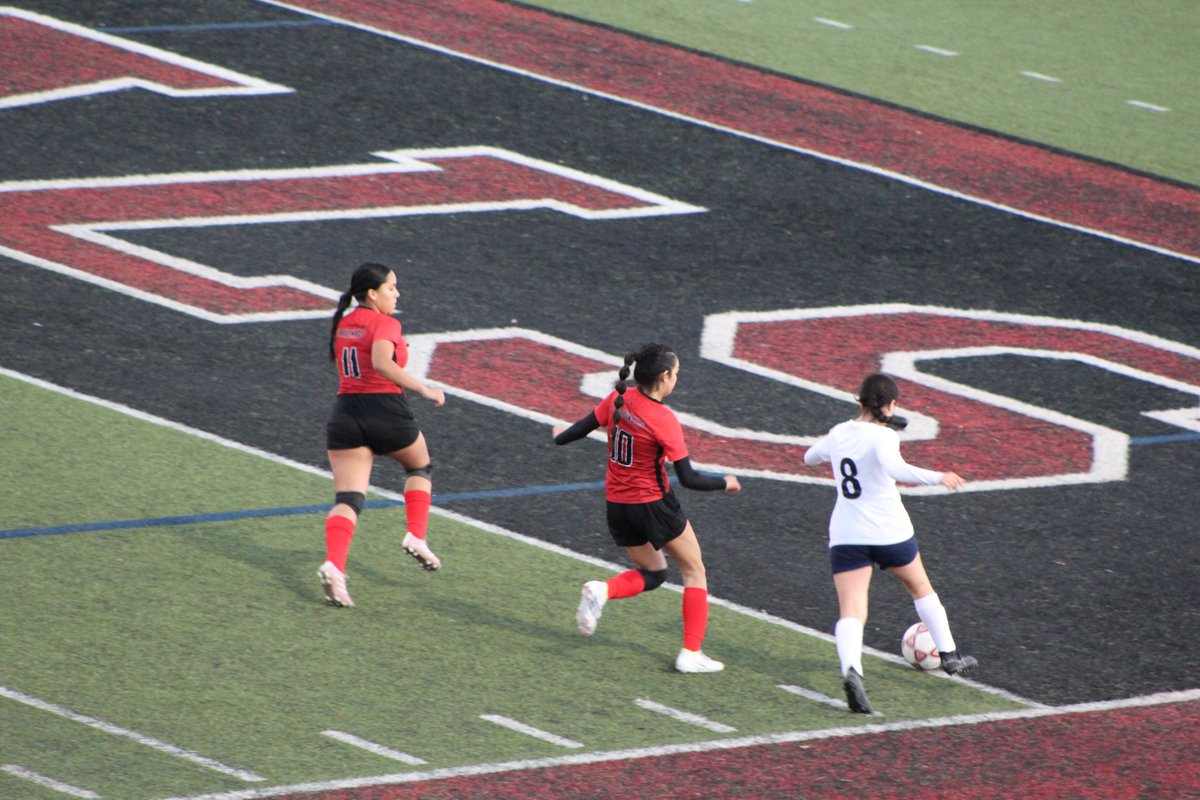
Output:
top-left (673, 457), bottom-right (727, 491)
top-left (554, 411), bottom-right (601, 445)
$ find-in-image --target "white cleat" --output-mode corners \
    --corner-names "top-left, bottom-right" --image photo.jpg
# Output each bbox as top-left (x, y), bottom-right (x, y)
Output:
top-left (675, 648), bottom-right (725, 673)
top-left (575, 580), bottom-right (608, 636)
top-left (317, 560), bottom-right (354, 608)
top-left (402, 532), bottom-right (442, 570)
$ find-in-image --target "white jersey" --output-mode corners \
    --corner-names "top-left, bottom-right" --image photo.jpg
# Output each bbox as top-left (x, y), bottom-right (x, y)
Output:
top-left (804, 420), bottom-right (943, 546)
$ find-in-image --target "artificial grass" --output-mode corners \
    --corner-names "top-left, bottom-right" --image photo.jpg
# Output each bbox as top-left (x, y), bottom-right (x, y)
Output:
top-left (0, 375), bottom-right (1027, 798)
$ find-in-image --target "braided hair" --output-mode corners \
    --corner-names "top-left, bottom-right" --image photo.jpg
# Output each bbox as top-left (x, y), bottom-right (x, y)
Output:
top-left (613, 343), bottom-right (678, 422)
top-left (328, 262), bottom-right (393, 361)
top-left (858, 373), bottom-right (908, 431)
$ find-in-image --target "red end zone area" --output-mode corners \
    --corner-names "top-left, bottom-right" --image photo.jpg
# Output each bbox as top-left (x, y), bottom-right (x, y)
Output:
top-left (286, 696), bottom-right (1199, 799)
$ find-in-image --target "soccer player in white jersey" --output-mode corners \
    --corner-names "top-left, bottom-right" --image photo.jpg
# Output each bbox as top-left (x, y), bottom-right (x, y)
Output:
top-left (804, 373), bottom-right (978, 714)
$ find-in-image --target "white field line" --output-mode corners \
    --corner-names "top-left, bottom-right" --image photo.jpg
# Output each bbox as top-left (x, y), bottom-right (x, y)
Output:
top-left (0, 686), bottom-right (262, 782)
top-left (634, 698), bottom-right (737, 733)
top-left (321, 731), bottom-right (427, 765)
top-left (777, 684), bottom-right (848, 710)
top-left (1128, 100), bottom-right (1170, 112)
top-left (1, 764), bottom-right (99, 798)
top-left (479, 715), bottom-right (584, 749)
top-left (258, 2), bottom-right (1197, 266)
top-left (915, 44), bottom-right (958, 56)
top-left (156, 689), bottom-right (1200, 800)
top-left (813, 17), bottom-right (852, 30)
top-left (1020, 70), bottom-right (1062, 83)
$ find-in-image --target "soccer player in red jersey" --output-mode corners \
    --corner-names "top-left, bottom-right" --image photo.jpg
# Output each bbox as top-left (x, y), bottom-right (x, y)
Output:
top-left (553, 343), bottom-right (741, 672)
top-left (317, 263), bottom-right (446, 608)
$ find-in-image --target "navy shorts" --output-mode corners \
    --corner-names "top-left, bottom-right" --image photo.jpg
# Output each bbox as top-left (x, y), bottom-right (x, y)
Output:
top-left (606, 494), bottom-right (688, 551)
top-left (326, 393), bottom-right (421, 455)
top-left (830, 537), bottom-right (919, 574)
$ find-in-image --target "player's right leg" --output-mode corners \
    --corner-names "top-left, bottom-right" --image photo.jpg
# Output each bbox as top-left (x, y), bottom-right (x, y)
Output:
top-left (892, 554), bottom-right (978, 675)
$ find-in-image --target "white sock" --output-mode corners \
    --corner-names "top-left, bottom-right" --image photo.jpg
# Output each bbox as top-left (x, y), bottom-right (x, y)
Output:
top-left (835, 617), bottom-right (864, 677)
top-left (914, 592), bottom-right (957, 654)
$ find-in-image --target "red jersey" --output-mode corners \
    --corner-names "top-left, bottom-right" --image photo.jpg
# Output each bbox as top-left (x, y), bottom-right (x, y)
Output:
top-left (594, 388), bottom-right (689, 503)
top-left (333, 307), bottom-right (406, 394)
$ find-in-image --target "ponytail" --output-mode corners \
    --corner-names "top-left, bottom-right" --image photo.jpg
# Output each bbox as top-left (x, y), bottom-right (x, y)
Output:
top-left (328, 290), bottom-right (354, 361)
top-left (612, 352), bottom-right (637, 423)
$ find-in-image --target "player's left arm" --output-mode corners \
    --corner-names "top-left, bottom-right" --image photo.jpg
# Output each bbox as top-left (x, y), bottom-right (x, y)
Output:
top-left (371, 339), bottom-right (445, 405)
top-left (666, 416), bottom-right (740, 493)
top-left (673, 457), bottom-right (732, 491)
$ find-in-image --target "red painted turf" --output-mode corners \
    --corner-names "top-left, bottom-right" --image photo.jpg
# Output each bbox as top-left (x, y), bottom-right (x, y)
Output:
top-left (275, 0), bottom-right (1200, 260)
top-left (286, 700), bottom-right (1200, 799)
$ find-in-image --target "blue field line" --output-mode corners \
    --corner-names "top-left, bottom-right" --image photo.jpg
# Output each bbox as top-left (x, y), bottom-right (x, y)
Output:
top-left (0, 480), bottom-right (607, 541)
top-left (1129, 432), bottom-right (1200, 445)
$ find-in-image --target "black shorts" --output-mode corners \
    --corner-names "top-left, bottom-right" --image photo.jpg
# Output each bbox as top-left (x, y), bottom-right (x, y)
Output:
top-left (326, 393), bottom-right (421, 455)
top-left (606, 493), bottom-right (688, 551)
top-left (829, 537), bottom-right (919, 574)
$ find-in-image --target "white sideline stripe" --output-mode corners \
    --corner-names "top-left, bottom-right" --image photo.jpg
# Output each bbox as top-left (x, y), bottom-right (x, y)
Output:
top-left (258, 0), bottom-right (1198, 266)
top-left (1020, 70), bottom-right (1062, 83)
top-left (0, 365), bottom-right (1047, 714)
top-left (1128, 100), bottom-right (1169, 112)
top-left (915, 44), bottom-right (958, 56)
top-left (777, 684), bottom-right (849, 710)
top-left (635, 698), bottom-right (737, 733)
top-left (813, 17), bottom-right (852, 29)
top-left (2, 764), bottom-right (99, 798)
top-left (157, 689), bottom-right (1200, 800)
top-left (0, 686), bottom-right (262, 782)
top-left (479, 715), bottom-right (584, 749)
top-left (321, 731), bottom-right (427, 765)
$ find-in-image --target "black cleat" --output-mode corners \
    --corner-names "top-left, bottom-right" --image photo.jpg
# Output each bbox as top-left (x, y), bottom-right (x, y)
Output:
top-left (940, 650), bottom-right (979, 676)
top-left (843, 668), bottom-right (875, 714)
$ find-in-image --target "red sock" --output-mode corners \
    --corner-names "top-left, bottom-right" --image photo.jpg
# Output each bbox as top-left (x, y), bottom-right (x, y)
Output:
top-left (682, 587), bottom-right (709, 651)
top-left (605, 569), bottom-right (647, 600)
top-left (404, 489), bottom-right (432, 539)
top-left (324, 514), bottom-right (356, 572)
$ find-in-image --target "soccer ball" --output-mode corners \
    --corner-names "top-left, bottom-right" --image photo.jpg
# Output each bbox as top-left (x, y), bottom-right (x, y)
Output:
top-left (901, 622), bottom-right (941, 670)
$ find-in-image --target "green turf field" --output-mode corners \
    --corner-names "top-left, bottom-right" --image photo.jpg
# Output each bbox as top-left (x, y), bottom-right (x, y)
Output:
top-left (0, 373), bottom-right (1033, 798)
top-left (519, 0), bottom-right (1199, 186)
